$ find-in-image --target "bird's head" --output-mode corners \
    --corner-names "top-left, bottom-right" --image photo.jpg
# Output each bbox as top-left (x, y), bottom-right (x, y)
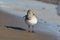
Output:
top-left (27, 9), bottom-right (34, 16)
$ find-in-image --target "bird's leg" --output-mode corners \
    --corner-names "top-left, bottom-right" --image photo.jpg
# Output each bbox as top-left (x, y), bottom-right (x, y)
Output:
top-left (28, 25), bottom-right (30, 32)
top-left (32, 25), bottom-right (34, 33)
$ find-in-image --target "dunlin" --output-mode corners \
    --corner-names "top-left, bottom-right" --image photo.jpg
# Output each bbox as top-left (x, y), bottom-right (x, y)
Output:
top-left (23, 9), bottom-right (38, 33)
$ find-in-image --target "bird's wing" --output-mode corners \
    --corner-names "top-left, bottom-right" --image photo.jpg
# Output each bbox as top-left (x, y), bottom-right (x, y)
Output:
top-left (23, 15), bottom-right (26, 18)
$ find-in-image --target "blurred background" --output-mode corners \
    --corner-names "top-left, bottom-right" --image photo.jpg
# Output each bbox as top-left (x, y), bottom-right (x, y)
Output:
top-left (0, 0), bottom-right (60, 40)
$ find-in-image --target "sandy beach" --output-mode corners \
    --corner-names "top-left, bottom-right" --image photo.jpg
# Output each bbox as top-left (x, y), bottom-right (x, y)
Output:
top-left (0, 25), bottom-right (57, 40)
top-left (0, 10), bottom-right (57, 40)
top-left (0, 0), bottom-right (59, 40)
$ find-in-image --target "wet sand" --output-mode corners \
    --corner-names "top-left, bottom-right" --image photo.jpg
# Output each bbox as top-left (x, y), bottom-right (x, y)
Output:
top-left (0, 10), bottom-right (27, 28)
top-left (0, 25), bottom-right (57, 40)
top-left (0, 10), bottom-right (57, 40)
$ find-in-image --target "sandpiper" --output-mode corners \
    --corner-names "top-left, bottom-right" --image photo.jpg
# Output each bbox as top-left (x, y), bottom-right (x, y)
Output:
top-left (23, 9), bottom-right (38, 32)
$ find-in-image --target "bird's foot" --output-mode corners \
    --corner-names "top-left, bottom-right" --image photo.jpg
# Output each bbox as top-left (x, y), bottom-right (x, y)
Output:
top-left (32, 31), bottom-right (35, 33)
top-left (28, 31), bottom-right (30, 32)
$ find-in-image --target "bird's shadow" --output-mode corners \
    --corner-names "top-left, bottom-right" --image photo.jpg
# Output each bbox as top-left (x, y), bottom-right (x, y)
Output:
top-left (5, 26), bottom-right (26, 31)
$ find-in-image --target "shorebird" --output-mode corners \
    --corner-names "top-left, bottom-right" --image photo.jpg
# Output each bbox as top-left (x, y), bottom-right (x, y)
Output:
top-left (23, 9), bottom-right (38, 32)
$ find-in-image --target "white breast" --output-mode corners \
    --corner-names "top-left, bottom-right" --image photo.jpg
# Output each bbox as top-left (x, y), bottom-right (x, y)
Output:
top-left (26, 17), bottom-right (38, 25)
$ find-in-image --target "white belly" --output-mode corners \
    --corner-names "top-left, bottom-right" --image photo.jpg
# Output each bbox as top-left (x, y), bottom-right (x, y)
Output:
top-left (26, 18), bottom-right (38, 25)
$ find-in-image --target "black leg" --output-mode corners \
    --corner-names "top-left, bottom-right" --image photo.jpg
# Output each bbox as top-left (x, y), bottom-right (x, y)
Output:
top-left (32, 26), bottom-right (34, 33)
top-left (28, 25), bottom-right (30, 32)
